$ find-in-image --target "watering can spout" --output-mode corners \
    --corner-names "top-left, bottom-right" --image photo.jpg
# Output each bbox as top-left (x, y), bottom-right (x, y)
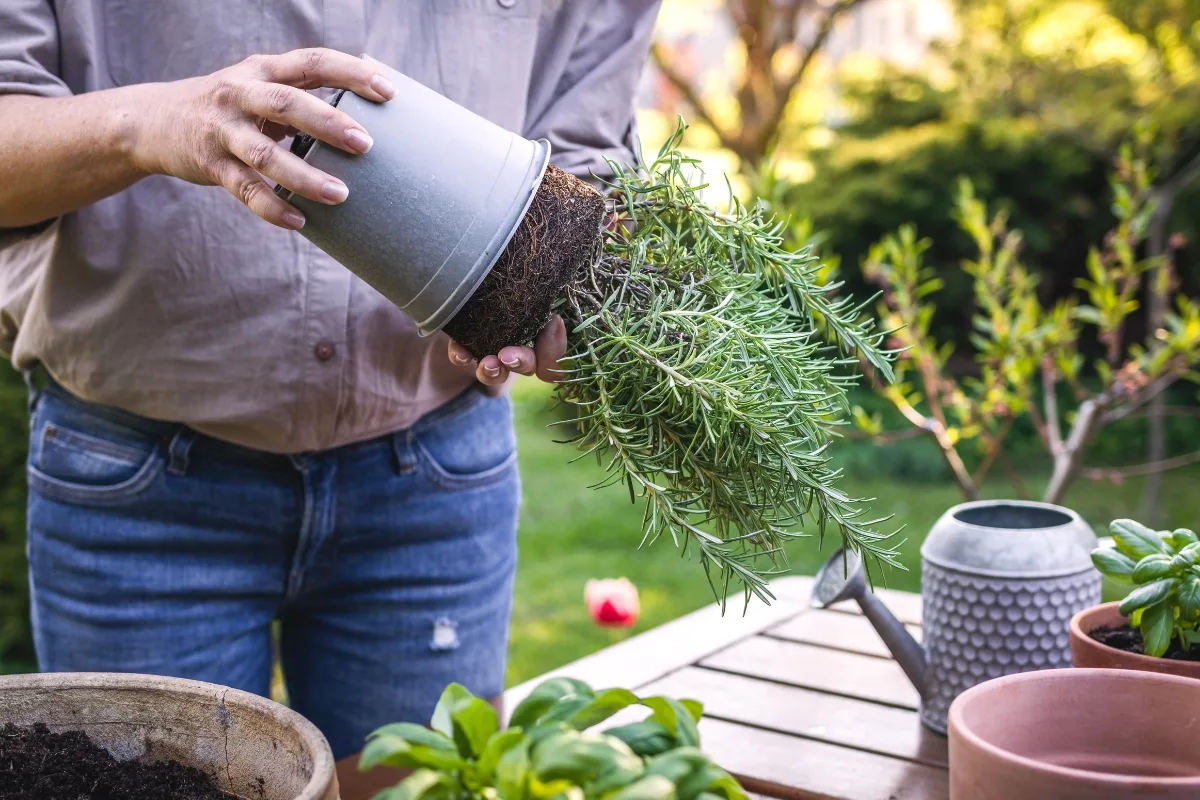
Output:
top-left (812, 548), bottom-right (928, 700)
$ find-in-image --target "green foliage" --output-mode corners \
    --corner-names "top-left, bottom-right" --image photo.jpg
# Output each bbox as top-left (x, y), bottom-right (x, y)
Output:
top-left (1092, 518), bottom-right (1200, 657)
top-left (360, 679), bottom-right (747, 800)
top-left (0, 366), bottom-right (31, 673)
top-left (554, 123), bottom-right (899, 606)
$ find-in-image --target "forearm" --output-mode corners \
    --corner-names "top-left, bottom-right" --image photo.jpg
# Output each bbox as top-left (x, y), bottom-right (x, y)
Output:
top-left (0, 87), bottom-right (156, 228)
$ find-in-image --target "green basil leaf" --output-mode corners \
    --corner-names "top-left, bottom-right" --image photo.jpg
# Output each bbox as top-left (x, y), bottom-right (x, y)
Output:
top-left (1171, 529), bottom-right (1200, 550)
top-left (532, 731), bottom-right (641, 785)
top-left (367, 723), bottom-right (458, 753)
top-left (679, 699), bottom-right (704, 723)
top-left (606, 775), bottom-right (676, 800)
top-left (1111, 519), bottom-right (1166, 560)
top-left (450, 696), bottom-right (500, 759)
top-left (496, 739), bottom-right (531, 800)
top-left (602, 721), bottom-right (675, 757)
top-left (1118, 578), bottom-right (1175, 616)
top-left (1178, 576), bottom-right (1200, 620)
top-left (676, 763), bottom-right (742, 800)
top-left (510, 678), bottom-right (593, 730)
top-left (641, 697), bottom-right (701, 748)
top-left (567, 688), bottom-right (641, 731)
top-left (477, 728), bottom-right (527, 783)
top-left (370, 769), bottom-right (449, 800)
top-left (644, 748), bottom-right (710, 784)
top-left (1179, 542), bottom-right (1200, 565)
top-left (1132, 554), bottom-right (1173, 583)
top-left (359, 735), bottom-right (467, 772)
top-left (1140, 601), bottom-right (1174, 658)
top-left (431, 683), bottom-right (473, 737)
top-left (1090, 548), bottom-right (1137, 579)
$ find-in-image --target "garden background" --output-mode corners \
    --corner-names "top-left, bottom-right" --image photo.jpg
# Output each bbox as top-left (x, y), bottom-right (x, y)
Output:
top-left (1, 0), bottom-right (1199, 689)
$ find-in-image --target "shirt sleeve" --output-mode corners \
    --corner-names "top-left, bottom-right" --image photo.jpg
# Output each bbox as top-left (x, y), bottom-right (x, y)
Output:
top-left (524, 0), bottom-right (661, 184)
top-left (0, 0), bottom-right (69, 98)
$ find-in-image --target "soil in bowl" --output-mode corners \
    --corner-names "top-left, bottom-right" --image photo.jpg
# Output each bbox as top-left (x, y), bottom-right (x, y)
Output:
top-left (1089, 624), bottom-right (1200, 662)
top-left (442, 164), bottom-right (606, 358)
top-left (0, 722), bottom-right (237, 800)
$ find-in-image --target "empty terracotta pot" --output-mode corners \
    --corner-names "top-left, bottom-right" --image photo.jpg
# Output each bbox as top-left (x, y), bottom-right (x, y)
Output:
top-left (949, 668), bottom-right (1200, 799)
top-left (0, 672), bottom-right (338, 800)
top-left (1070, 601), bottom-right (1200, 679)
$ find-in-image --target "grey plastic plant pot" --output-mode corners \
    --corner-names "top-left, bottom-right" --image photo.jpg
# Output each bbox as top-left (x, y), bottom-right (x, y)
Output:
top-left (279, 56), bottom-right (550, 335)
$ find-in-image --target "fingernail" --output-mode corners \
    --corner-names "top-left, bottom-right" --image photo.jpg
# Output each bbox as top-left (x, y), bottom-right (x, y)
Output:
top-left (483, 365), bottom-right (501, 379)
top-left (320, 180), bottom-right (349, 203)
top-left (282, 211), bottom-right (305, 230)
top-left (344, 127), bottom-right (373, 154)
top-left (501, 356), bottom-right (520, 368)
top-left (453, 353), bottom-right (471, 366)
top-left (370, 74), bottom-right (397, 100)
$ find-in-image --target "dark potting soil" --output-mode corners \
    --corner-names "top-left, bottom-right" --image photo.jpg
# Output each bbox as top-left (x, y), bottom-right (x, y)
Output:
top-left (1090, 624), bottom-right (1200, 662)
top-left (444, 164), bottom-right (607, 358)
top-left (0, 723), bottom-right (237, 800)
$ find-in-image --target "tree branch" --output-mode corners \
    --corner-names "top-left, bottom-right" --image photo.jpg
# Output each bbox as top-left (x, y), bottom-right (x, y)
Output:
top-left (1083, 448), bottom-right (1200, 481)
top-left (1044, 397), bottom-right (1106, 504)
top-left (1041, 363), bottom-right (1064, 457)
top-left (649, 41), bottom-right (738, 153)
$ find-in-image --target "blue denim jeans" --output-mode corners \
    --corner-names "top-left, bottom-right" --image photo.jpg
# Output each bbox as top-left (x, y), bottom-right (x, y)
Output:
top-left (25, 378), bottom-right (519, 759)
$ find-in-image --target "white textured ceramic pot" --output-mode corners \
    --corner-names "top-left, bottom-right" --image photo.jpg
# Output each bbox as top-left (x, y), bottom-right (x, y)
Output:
top-left (920, 500), bottom-right (1100, 733)
top-left (0, 672), bottom-right (338, 800)
top-left (280, 56), bottom-right (550, 336)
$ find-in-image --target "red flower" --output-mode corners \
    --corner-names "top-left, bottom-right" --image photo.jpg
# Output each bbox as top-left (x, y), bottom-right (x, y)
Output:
top-left (585, 578), bottom-right (640, 628)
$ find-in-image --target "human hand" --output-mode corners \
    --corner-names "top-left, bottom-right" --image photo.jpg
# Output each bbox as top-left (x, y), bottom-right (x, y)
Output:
top-left (447, 315), bottom-right (568, 387)
top-left (128, 48), bottom-right (395, 229)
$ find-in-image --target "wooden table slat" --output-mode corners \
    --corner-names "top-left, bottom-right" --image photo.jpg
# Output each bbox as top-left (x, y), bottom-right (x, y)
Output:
top-left (700, 636), bottom-right (921, 710)
top-left (640, 666), bottom-right (947, 768)
top-left (767, 610), bottom-right (922, 660)
top-left (503, 577), bottom-right (814, 722)
top-left (699, 717), bottom-right (949, 800)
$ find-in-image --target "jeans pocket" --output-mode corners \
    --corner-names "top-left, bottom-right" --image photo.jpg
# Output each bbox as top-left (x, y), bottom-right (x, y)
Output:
top-left (413, 389), bottom-right (517, 490)
top-left (27, 417), bottom-right (164, 506)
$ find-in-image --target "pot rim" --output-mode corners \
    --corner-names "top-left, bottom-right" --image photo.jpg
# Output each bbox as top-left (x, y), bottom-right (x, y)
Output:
top-left (1069, 601), bottom-right (1197, 670)
top-left (0, 671), bottom-right (336, 800)
top-left (948, 667), bottom-right (1200, 788)
top-left (921, 553), bottom-right (1096, 580)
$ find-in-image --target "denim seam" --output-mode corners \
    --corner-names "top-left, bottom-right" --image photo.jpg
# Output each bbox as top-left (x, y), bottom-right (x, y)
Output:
top-left (40, 421), bottom-right (150, 465)
top-left (27, 451), bottom-right (165, 505)
top-left (413, 439), bottom-right (517, 491)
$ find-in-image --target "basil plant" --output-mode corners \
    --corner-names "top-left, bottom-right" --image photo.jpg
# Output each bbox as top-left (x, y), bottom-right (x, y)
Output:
top-left (1091, 518), bottom-right (1200, 657)
top-left (360, 678), bottom-right (748, 800)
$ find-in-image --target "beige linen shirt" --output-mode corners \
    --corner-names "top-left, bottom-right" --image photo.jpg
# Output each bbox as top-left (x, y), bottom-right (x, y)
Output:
top-left (0, 0), bottom-right (658, 452)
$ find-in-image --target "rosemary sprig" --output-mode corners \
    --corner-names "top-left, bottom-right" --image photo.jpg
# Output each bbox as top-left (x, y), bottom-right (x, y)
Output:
top-left (553, 123), bottom-right (901, 607)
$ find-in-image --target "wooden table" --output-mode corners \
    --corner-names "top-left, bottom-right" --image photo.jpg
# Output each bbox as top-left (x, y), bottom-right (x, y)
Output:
top-left (504, 576), bottom-right (947, 800)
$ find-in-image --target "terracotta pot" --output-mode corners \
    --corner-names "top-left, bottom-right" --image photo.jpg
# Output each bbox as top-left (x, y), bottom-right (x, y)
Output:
top-left (949, 668), bottom-right (1200, 799)
top-left (1070, 601), bottom-right (1200, 679)
top-left (0, 672), bottom-right (338, 800)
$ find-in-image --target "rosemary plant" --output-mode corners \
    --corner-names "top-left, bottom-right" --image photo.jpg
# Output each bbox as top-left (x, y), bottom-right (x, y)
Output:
top-left (552, 124), bottom-right (899, 607)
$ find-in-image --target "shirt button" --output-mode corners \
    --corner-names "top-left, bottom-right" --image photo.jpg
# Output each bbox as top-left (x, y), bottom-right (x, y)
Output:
top-left (314, 341), bottom-right (336, 361)
top-left (497, 0), bottom-right (516, 7)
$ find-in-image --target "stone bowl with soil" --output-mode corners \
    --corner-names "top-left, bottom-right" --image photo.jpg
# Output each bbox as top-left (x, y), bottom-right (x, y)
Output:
top-left (1069, 601), bottom-right (1200, 679)
top-left (0, 672), bottom-right (337, 800)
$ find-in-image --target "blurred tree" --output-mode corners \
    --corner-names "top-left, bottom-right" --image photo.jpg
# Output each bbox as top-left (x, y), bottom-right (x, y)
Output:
top-left (651, 0), bottom-right (867, 169)
top-left (854, 138), bottom-right (1200, 504)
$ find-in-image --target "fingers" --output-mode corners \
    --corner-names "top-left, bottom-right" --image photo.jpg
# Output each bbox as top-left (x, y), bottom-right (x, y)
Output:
top-left (239, 82), bottom-right (373, 156)
top-left (535, 315), bottom-right (568, 383)
top-left (218, 161), bottom-right (306, 230)
top-left (252, 49), bottom-right (397, 101)
top-left (447, 339), bottom-right (475, 369)
top-left (476, 356), bottom-right (509, 386)
top-left (225, 127), bottom-right (348, 205)
top-left (498, 345), bottom-right (537, 376)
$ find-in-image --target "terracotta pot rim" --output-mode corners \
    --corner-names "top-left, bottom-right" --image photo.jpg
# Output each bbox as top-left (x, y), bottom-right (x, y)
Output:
top-left (948, 667), bottom-right (1200, 787)
top-left (0, 671), bottom-right (336, 800)
top-left (1070, 601), bottom-right (1190, 670)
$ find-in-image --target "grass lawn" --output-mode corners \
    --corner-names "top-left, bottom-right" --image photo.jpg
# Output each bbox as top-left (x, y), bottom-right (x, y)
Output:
top-left (506, 379), bottom-right (1200, 686)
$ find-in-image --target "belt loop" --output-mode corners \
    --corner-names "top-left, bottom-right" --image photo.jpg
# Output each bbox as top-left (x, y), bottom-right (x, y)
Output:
top-left (166, 426), bottom-right (197, 476)
top-left (22, 367), bottom-right (43, 414)
top-left (390, 429), bottom-right (417, 476)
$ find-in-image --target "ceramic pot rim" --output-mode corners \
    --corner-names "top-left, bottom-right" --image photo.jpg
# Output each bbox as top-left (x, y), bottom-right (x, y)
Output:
top-left (0, 671), bottom-right (336, 800)
top-left (948, 667), bottom-right (1200, 788)
top-left (922, 552), bottom-right (1095, 580)
top-left (1070, 601), bottom-right (1200, 671)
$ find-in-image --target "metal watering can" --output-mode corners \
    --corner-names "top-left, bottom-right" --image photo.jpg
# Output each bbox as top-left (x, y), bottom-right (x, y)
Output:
top-left (812, 500), bottom-right (1101, 734)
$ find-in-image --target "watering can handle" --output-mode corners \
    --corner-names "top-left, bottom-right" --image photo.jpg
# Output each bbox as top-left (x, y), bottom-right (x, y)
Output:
top-left (858, 591), bottom-right (928, 700)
